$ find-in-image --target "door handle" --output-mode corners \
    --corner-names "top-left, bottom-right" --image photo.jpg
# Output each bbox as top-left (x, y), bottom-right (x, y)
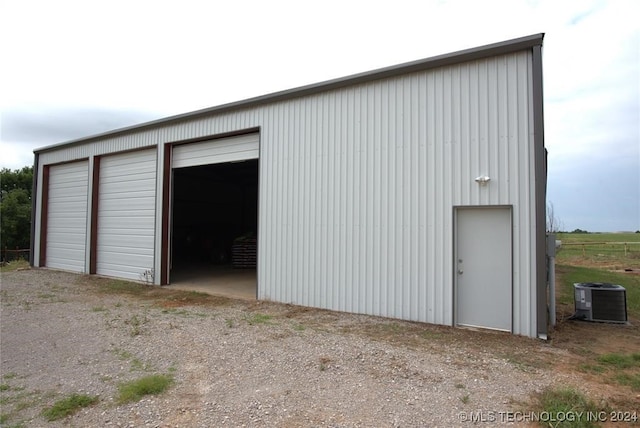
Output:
top-left (457, 269), bottom-right (463, 275)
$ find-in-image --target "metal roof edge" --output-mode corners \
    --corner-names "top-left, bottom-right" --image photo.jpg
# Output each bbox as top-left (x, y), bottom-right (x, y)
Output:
top-left (35, 33), bottom-right (544, 154)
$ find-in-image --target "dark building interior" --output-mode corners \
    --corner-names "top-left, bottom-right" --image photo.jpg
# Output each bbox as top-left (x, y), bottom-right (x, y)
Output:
top-left (171, 159), bottom-right (258, 271)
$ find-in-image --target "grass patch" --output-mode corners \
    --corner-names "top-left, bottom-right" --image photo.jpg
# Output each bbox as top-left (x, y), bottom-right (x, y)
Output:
top-left (578, 364), bottom-right (606, 374)
top-left (124, 314), bottom-right (148, 336)
top-left (535, 387), bottom-right (602, 428)
top-left (36, 293), bottom-right (56, 299)
top-left (291, 322), bottom-right (305, 331)
top-left (614, 372), bottom-right (640, 390)
top-left (0, 260), bottom-right (30, 273)
top-left (114, 349), bottom-right (133, 360)
top-left (597, 353), bottom-right (640, 369)
top-left (573, 352), bottom-right (640, 391)
top-left (98, 279), bottom-right (151, 297)
top-left (0, 383), bottom-right (10, 391)
top-left (41, 393), bottom-right (98, 421)
top-left (244, 313), bottom-right (273, 325)
top-left (130, 358), bottom-right (153, 372)
top-left (117, 374), bottom-right (173, 404)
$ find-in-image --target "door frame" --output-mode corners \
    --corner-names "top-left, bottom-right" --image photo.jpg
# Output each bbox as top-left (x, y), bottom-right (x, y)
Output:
top-left (160, 128), bottom-right (260, 288)
top-left (453, 205), bottom-right (514, 332)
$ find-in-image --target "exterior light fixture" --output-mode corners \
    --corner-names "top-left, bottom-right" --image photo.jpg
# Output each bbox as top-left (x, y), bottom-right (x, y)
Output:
top-left (475, 175), bottom-right (491, 186)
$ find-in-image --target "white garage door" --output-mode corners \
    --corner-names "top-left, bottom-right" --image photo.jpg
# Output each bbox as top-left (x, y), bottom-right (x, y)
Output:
top-left (46, 161), bottom-right (89, 272)
top-left (97, 149), bottom-right (157, 280)
top-left (173, 133), bottom-right (259, 168)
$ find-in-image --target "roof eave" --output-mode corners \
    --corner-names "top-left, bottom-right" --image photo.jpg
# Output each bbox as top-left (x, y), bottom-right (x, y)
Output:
top-left (34, 33), bottom-right (544, 154)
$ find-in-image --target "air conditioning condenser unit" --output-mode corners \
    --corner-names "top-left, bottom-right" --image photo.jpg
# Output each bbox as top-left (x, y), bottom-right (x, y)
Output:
top-left (574, 283), bottom-right (627, 323)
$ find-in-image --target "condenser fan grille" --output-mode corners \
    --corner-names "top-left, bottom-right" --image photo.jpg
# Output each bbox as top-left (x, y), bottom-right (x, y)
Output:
top-left (574, 283), bottom-right (627, 323)
top-left (591, 289), bottom-right (628, 322)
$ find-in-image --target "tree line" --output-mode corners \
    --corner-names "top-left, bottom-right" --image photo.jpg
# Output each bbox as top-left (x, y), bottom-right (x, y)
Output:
top-left (1, 166), bottom-right (33, 250)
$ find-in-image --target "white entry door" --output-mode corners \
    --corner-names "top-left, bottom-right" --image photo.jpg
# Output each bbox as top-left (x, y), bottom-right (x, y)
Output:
top-left (455, 207), bottom-right (512, 331)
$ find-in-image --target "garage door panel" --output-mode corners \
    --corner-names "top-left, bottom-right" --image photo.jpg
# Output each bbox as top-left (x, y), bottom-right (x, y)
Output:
top-left (101, 173), bottom-right (155, 186)
top-left (99, 235), bottom-right (155, 248)
top-left (46, 161), bottom-right (89, 272)
top-left (99, 193), bottom-right (155, 205)
top-left (46, 252), bottom-right (86, 271)
top-left (97, 251), bottom-right (153, 274)
top-left (184, 141), bottom-right (257, 158)
top-left (49, 200), bottom-right (88, 212)
top-left (48, 187), bottom-right (89, 199)
top-left (98, 216), bottom-right (156, 229)
top-left (173, 133), bottom-right (259, 168)
top-left (97, 149), bottom-right (157, 281)
top-left (47, 233), bottom-right (87, 246)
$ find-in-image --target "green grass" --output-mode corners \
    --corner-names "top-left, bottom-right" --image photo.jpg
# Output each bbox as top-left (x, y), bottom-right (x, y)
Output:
top-left (535, 387), bottom-right (602, 428)
top-left (614, 372), bottom-right (640, 390)
top-left (244, 313), bottom-right (273, 325)
top-left (556, 232), bottom-right (640, 268)
top-left (125, 314), bottom-right (148, 336)
top-left (97, 279), bottom-right (151, 296)
top-left (0, 259), bottom-right (30, 273)
top-left (597, 353), bottom-right (640, 369)
top-left (556, 265), bottom-right (640, 318)
top-left (41, 393), bottom-right (98, 421)
top-left (557, 232), bottom-right (640, 243)
top-left (574, 352), bottom-right (640, 391)
top-left (117, 374), bottom-right (173, 404)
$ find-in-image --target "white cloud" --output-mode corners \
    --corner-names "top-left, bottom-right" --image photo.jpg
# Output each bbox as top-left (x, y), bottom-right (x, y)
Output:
top-left (1, 0), bottom-right (638, 230)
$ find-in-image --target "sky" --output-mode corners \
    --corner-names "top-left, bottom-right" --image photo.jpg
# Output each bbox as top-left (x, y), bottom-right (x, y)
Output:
top-left (1, 0), bottom-right (638, 232)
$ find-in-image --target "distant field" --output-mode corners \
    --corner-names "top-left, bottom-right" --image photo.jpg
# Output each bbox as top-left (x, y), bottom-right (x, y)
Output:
top-left (556, 232), bottom-right (640, 243)
top-left (555, 232), bottom-right (640, 269)
top-left (554, 232), bottom-right (640, 318)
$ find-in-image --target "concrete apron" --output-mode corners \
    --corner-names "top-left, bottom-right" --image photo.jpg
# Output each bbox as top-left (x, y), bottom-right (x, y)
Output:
top-left (166, 265), bottom-right (256, 300)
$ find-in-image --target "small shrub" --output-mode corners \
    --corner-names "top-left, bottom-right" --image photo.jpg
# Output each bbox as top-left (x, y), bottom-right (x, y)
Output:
top-left (117, 374), bottom-right (173, 404)
top-left (41, 393), bottom-right (98, 421)
top-left (318, 356), bottom-right (332, 371)
top-left (125, 314), bottom-right (148, 336)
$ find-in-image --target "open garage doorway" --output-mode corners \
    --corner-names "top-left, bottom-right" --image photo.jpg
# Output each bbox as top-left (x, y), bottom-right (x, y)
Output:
top-left (168, 159), bottom-right (258, 299)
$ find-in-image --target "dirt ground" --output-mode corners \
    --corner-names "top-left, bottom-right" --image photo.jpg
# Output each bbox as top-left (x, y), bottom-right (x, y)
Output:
top-left (549, 267), bottom-right (640, 414)
top-left (1, 267), bottom-right (639, 427)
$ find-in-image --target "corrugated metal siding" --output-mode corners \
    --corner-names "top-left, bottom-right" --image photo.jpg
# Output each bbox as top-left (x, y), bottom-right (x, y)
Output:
top-left (45, 161), bottom-right (89, 272)
top-left (258, 51), bottom-right (536, 335)
top-left (173, 133), bottom-right (259, 168)
top-left (96, 149), bottom-right (157, 280)
top-left (34, 50), bottom-right (538, 336)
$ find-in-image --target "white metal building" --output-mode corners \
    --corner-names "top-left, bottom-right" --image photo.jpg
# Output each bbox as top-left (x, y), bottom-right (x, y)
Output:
top-left (31, 34), bottom-right (548, 337)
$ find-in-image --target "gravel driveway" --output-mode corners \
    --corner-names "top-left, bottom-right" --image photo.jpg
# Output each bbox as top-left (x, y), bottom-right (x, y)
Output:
top-left (1, 268), bottom-right (559, 427)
